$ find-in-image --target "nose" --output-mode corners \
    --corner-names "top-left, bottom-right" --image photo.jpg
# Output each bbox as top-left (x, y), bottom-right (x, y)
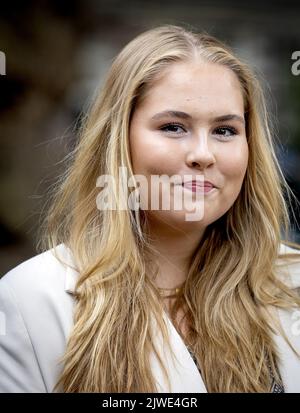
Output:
top-left (185, 132), bottom-right (216, 170)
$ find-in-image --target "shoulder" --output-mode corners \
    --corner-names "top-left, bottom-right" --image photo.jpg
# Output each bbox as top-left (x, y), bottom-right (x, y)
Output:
top-left (0, 243), bottom-right (73, 293)
top-left (0, 243), bottom-right (77, 392)
top-left (0, 242), bottom-right (77, 335)
top-left (276, 242), bottom-right (300, 290)
top-left (272, 242), bottom-right (300, 392)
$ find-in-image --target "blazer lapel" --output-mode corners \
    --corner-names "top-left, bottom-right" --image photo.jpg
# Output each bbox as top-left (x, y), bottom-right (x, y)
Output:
top-left (272, 306), bottom-right (300, 392)
top-left (149, 311), bottom-right (208, 392)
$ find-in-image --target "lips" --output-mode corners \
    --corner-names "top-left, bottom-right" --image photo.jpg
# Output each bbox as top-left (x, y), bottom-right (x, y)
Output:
top-left (180, 181), bottom-right (216, 194)
top-left (182, 181), bottom-right (215, 189)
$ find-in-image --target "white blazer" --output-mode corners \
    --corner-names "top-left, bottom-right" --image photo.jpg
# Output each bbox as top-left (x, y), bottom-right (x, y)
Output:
top-left (0, 242), bottom-right (300, 393)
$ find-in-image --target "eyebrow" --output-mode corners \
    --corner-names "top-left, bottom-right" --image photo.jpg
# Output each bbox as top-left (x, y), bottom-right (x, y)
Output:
top-left (151, 110), bottom-right (245, 125)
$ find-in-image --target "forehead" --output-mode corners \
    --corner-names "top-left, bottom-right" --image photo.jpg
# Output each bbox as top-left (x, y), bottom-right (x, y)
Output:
top-left (138, 61), bottom-right (244, 115)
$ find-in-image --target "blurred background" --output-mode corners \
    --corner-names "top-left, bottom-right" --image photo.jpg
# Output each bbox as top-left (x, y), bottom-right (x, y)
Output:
top-left (0, 0), bottom-right (300, 275)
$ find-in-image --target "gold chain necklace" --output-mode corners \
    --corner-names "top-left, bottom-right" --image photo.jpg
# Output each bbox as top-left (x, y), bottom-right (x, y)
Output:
top-left (157, 282), bottom-right (185, 298)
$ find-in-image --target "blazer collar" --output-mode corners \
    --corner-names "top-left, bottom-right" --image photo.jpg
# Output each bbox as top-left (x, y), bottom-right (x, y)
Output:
top-left (51, 243), bottom-right (79, 294)
top-left (64, 262), bottom-right (79, 294)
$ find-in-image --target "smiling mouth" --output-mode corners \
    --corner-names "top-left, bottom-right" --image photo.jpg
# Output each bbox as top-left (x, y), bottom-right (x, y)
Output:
top-left (181, 183), bottom-right (216, 193)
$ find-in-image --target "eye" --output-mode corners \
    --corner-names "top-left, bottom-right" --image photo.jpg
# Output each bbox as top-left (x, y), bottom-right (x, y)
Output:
top-left (159, 122), bottom-right (186, 135)
top-left (159, 123), bottom-right (238, 139)
top-left (213, 125), bottom-right (237, 139)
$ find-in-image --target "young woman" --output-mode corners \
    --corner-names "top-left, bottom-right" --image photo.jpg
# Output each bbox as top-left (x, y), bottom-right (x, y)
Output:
top-left (1, 24), bottom-right (300, 393)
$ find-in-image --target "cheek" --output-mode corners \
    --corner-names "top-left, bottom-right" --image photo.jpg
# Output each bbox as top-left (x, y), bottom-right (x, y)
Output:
top-left (130, 130), bottom-right (179, 175)
top-left (217, 142), bottom-right (248, 181)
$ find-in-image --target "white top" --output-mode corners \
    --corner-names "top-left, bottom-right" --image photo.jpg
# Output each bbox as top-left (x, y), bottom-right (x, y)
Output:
top-left (0, 242), bottom-right (299, 393)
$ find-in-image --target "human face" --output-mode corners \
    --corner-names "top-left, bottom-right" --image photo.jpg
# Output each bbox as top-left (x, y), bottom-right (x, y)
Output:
top-left (129, 61), bottom-right (249, 231)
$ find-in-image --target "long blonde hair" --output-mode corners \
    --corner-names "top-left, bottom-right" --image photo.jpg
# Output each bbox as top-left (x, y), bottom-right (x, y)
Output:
top-left (38, 23), bottom-right (300, 392)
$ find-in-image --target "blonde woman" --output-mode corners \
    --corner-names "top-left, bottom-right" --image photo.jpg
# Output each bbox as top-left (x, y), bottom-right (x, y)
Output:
top-left (0, 24), bottom-right (300, 393)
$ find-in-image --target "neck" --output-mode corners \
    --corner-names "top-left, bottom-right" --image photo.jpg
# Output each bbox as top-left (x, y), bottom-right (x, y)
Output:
top-left (145, 218), bottom-right (205, 290)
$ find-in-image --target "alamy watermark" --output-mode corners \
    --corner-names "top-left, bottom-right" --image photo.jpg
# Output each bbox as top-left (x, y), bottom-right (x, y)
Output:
top-left (291, 51), bottom-right (300, 76)
top-left (95, 167), bottom-right (215, 221)
top-left (0, 51), bottom-right (6, 75)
